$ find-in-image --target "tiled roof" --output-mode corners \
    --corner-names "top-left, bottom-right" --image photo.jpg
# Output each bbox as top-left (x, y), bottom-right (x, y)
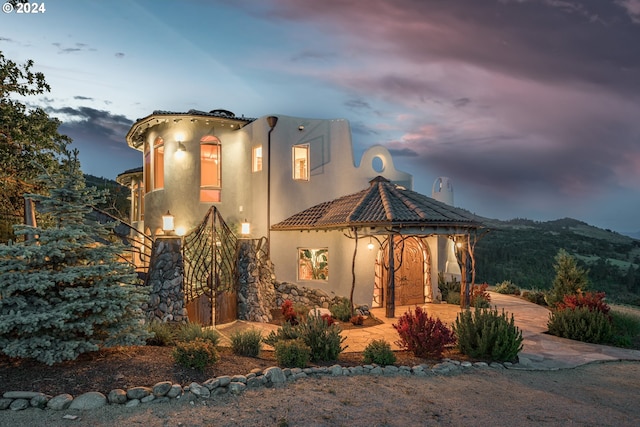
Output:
top-left (272, 176), bottom-right (481, 232)
top-left (145, 109), bottom-right (256, 123)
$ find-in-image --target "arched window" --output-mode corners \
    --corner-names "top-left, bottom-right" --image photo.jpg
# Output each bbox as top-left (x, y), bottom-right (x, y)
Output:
top-left (153, 137), bottom-right (164, 190)
top-left (200, 135), bottom-right (221, 202)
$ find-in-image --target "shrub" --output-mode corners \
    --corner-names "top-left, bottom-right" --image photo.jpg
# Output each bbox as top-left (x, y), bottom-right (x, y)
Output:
top-left (609, 311), bottom-right (640, 348)
top-left (471, 283), bottom-right (491, 308)
top-left (281, 300), bottom-right (299, 325)
top-left (556, 292), bottom-right (610, 315)
top-left (322, 313), bottom-right (336, 326)
top-left (393, 307), bottom-right (456, 359)
top-left (453, 307), bottom-right (523, 362)
top-left (172, 338), bottom-right (219, 371)
top-left (265, 315), bottom-right (347, 362)
top-left (495, 280), bottom-right (521, 295)
top-left (146, 321), bottom-right (177, 346)
top-left (547, 307), bottom-right (613, 344)
top-left (274, 338), bottom-right (311, 368)
top-left (522, 289), bottom-right (547, 306)
top-left (446, 292), bottom-right (461, 305)
top-left (230, 328), bottom-right (262, 357)
top-left (438, 273), bottom-right (460, 302)
top-left (350, 315), bottom-right (364, 326)
top-left (363, 339), bottom-right (396, 365)
top-left (263, 321), bottom-right (301, 347)
top-left (175, 322), bottom-right (220, 345)
top-left (296, 314), bottom-right (347, 362)
top-left (330, 297), bottom-right (353, 322)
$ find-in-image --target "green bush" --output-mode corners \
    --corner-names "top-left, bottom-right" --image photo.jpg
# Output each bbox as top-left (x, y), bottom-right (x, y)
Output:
top-left (175, 322), bottom-right (220, 345)
top-left (296, 314), bottom-right (347, 361)
top-left (446, 292), bottom-right (461, 305)
top-left (609, 311), bottom-right (640, 348)
top-left (265, 315), bottom-right (347, 362)
top-left (393, 307), bottom-right (456, 359)
top-left (146, 321), bottom-right (177, 346)
top-left (263, 321), bottom-right (301, 347)
top-left (330, 297), bottom-right (353, 322)
top-left (521, 289), bottom-right (547, 306)
top-left (547, 307), bottom-right (612, 344)
top-left (453, 307), bottom-right (523, 362)
top-left (438, 273), bottom-right (460, 303)
top-left (230, 328), bottom-right (262, 357)
top-left (363, 339), bottom-right (396, 365)
top-left (274, 338), bottom-right (311, 368)
top-left (495, 280), bottom-right (521, 295)
top-left (172, 338), bottom-right (219, 370)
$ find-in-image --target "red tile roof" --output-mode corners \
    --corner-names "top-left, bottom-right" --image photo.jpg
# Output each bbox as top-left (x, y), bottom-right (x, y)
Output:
top-left (272, 176), bottom-right (481, 233)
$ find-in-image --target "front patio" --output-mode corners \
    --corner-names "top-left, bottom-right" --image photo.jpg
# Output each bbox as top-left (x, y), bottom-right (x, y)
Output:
top-left (214, 292), bottom-right (640, 370)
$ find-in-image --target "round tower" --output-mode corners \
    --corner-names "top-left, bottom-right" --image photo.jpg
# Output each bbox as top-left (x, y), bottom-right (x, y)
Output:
top-left (431, 177), bottom-right (454, 206)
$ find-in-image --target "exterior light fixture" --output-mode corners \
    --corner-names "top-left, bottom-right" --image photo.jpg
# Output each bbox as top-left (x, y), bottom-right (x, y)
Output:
top-left (162, 210), bottom-right (175, 234)
top-left (241, 219), bottom-right (251, 236)
top-left (175, 226), bottom-right (187, 237)
top-left (175, 141), bottom-right (186, 160)
top-left (367, 237), bottom-right (375, 251)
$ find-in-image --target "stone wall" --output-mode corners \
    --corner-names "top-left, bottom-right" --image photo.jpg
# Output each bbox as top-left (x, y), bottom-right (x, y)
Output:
top-left (143, 237), bottom-right (188, 323)
top-left (275, 282), bottom-right (344, 309)
top-left (236, 239), bottom-right (276, 323)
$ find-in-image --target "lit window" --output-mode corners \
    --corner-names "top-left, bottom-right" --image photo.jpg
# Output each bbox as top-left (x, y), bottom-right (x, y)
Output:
top-left (298, 248), bottom-right (328, 281)
top-left (252, 145), bottom-right (262, 172)
top-left (200, 135), bottom-right (221, 202)
top-left (153, 137), bottom-right (164, 190)
top-left (292, 144), bottom-right (309, 181)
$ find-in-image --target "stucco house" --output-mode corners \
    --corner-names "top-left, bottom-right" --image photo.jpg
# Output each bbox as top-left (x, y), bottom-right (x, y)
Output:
top-left (117, 109), bottom-right (480, 323)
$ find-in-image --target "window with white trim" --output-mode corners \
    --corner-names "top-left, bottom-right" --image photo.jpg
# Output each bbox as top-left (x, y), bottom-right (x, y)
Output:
top-left (292, 144), bottom-right (309, 181)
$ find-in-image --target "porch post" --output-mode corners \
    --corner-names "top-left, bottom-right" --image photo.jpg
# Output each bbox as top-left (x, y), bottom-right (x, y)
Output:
top-left (386, 234), bottom-right (395, 318)
top-left (459, 234), bottom-right (470, 309)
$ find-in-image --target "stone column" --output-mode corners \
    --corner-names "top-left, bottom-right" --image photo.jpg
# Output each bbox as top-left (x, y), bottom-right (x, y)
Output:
top-left (236, 239), bottom-right (276, 322)
top-left (145, 236), bottom-right (188, 323)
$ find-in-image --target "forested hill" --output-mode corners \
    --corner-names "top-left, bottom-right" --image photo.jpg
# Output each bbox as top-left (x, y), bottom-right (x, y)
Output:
top-left (84, 174), bottom-right (129, 221)
top-left (473, 217), bottom-right (640, 305)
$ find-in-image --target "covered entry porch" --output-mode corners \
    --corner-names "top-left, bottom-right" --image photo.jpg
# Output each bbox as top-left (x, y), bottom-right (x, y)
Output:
top-left (273, 176), bottom-right (484, 318)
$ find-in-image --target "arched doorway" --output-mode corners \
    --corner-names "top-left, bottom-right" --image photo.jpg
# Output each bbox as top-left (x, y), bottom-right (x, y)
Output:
top-left (373, 236), bottom-right (432, 308)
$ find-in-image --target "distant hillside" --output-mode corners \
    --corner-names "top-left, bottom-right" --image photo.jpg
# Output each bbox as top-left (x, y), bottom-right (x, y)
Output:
top-left (474, 217), bottom-right (640, 305)
top-left (622, 230), bottom-right (640, 240)
top-left (84, 174), bottom-right (129, 221)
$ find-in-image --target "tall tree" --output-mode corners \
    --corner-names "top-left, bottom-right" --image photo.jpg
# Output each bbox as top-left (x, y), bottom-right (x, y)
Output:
top-left (0, 150), bottom-right (150, 365)
top-left (0, 51), bottom-right (70, 242)
top-left (545, 249), bottom-right (590, 306)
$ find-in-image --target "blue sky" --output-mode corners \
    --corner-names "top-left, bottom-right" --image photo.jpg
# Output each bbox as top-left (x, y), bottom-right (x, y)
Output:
top-left (2, 0), bottom-right (640, 234)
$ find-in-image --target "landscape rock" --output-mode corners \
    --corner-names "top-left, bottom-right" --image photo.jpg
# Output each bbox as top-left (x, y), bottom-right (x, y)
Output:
top-left (68, 392), bottom-right (107, 410)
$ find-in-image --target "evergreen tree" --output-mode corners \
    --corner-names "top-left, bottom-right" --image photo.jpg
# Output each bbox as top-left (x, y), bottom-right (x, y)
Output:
top-left (0, 150), bottom-right (150, 365)
top-left (545, 249), bottom-right (590, 307)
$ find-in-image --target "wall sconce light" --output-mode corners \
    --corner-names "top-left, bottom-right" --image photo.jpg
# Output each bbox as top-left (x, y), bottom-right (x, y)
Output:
top-left (175, 141), bottom-right (186, 160)
top-left (162, 210), bottom-right (175, 234)
top-left (241, 219), bottom-right (251, 236)
top-left (175, 226), bottom-right (187, 237)
top-left (367, 237), bottom-right (375, 251)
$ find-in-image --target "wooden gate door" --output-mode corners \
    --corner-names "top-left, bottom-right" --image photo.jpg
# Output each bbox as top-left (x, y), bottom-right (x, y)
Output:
top-left (186, 294), bottom-right (212, 326)
top-left (379, 236), bottom-right (425, 307)
top-left (215, 289), bottom-right (237, 324)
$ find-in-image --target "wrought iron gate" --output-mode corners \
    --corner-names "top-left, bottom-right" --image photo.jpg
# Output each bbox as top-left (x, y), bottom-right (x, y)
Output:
top-left (182, 207), bottom-right (237, 325)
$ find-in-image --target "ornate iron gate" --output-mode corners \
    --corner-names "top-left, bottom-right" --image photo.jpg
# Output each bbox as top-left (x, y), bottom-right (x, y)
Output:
top-left (182, 207), bottom-right (237, 325)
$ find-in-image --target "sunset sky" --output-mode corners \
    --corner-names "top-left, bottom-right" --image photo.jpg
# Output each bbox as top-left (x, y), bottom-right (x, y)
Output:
top-left (2, 0), bottom-right (639, 234)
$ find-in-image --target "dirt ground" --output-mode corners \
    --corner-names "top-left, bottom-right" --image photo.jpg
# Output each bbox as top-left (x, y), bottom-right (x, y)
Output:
top-left (2, 361), bottom-right (639, 427)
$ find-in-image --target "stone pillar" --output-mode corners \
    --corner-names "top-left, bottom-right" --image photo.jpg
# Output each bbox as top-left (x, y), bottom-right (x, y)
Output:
top-left (145, 236), bottom-right (188, 323)
top-left (236, 239), bottom-right (276, 323)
